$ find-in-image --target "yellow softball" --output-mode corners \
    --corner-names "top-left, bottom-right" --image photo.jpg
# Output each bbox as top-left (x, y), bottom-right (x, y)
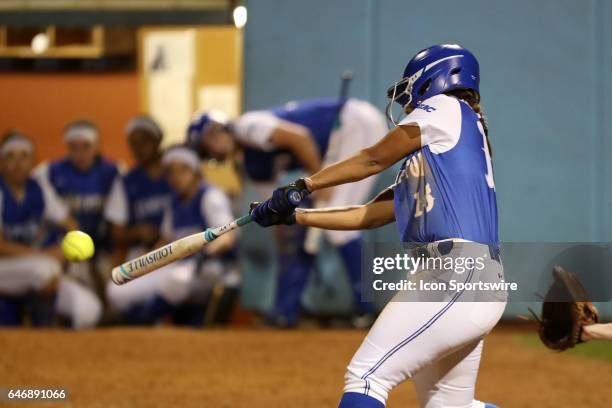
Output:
top-left (61, 231), bottom-right (95, 262)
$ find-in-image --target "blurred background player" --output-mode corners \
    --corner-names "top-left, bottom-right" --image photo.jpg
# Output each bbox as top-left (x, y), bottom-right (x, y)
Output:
top-left (105, 116), bottom-right (171, 267)
top-left (188, 97), bottom-right (387, 327)
top-left (35, 119), bottom-right (119, 296)
top-left (0, 131), bottom-right (101, 328)
top-left (106, 146), bottom-right (239, 325)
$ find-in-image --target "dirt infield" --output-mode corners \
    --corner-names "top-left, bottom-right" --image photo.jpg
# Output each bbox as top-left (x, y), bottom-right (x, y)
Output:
top-left (0, 325), bottom-right (610, 407)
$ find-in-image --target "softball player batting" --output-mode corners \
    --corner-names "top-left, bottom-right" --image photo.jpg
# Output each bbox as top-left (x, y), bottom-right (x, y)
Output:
top-left (251, 44), bottom-right (505, 407)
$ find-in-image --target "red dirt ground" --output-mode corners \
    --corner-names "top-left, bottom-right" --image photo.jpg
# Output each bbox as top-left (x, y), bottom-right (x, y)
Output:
top-left (0, 325), bottom-right (610, 407)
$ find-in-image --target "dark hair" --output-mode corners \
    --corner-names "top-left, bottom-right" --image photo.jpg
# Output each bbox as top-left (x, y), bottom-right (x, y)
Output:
top-left (445, 88), bottom-right (492, 156)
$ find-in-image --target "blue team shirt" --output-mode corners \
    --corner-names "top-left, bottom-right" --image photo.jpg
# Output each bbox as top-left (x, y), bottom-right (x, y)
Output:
top-left (0, 177), bottom-right (46, 246)
top-left (241, 97), bottom-right (346, 181)
top-left (46, 156), bottom-right (118, 245)
top-left (164, 183), bottom-right (236, 261)
top-left (122, 167), bottom-right (171, 227)
top-left (393, 94), bottom-right (498, 244)
top-left (168, 184), bottom-right (210, 236)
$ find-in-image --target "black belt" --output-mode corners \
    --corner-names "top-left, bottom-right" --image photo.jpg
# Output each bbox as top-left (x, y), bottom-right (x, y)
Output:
top-left (411, 240), bottom-right (501, 263)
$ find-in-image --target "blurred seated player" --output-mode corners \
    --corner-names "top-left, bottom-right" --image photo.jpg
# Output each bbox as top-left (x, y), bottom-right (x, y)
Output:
top-left (0, 131), bottom-right (102, 328)
top-left (35, 119), bottom-right (119, 289)
top-left (106, 146), bottom-right (239, 325)
top-left (188, 97), bottom-right (387, 327)
top-left (104, 116), bottom-right (171, 265)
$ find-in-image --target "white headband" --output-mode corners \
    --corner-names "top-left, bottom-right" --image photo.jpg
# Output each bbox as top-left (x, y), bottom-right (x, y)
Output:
top-left (125, 117), bottom-right (162, 140)
top-left (64, 125), bottom-right (98, 143)
top-left (162, 147), bottom-right (200, 172)
top-left (1, 137), bottom-right (33, 156)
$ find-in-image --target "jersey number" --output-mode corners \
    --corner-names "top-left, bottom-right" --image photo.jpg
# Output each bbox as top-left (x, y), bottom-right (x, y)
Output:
top-left (478, 122), bottom-right (495, 189)
top-left (414, 183), bottom-right (435, 217)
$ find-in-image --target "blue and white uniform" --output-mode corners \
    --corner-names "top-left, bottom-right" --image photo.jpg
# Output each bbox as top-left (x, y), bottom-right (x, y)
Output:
top-left (105, 166), bottom-right (171, 232)
top-left (393, 94), bottom-right (498, 244)
top-left (234, 97), bottom-right (388, 323)
top-left (343, 94), bottom-right (506, 407)
top-left (106, 182), bottom-right (236, 316)
top-left (235, 97), bottom-right (344, 182)
top-left (0, 176), bottom-right (66, 293)
top-left (0, 176), bottom-right (101, 328)
top-left (37, 156), bottom-right (119, 248)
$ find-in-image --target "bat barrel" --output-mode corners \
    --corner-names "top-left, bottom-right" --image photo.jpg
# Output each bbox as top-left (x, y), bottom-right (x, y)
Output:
top-left (110, 215), bottom-right (252, 286)
top-left (111, 233), bottom-right (207, 285)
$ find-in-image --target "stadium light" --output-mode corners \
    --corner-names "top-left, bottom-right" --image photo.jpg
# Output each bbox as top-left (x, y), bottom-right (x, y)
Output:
top-left (233, 6), bottom-right (247, 29)
top-left (31, 32), bottom-right (49, 54)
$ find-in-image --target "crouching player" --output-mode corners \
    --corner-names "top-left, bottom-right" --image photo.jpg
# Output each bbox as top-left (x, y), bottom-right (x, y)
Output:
top-left (106, 146), bottom-right (238, 325)
top-left (188, 97), bottom-right (387, 326)
top-left (0, 131), bottom-right (102, 328)
top-left (104, 116), bottom-right (171, 269)
top-left (35, 119), bottom-right (119, 292)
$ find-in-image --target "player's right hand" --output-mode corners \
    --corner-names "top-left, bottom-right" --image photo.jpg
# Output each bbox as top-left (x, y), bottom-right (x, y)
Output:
top-left (249, 201), bottom-right (296, 227)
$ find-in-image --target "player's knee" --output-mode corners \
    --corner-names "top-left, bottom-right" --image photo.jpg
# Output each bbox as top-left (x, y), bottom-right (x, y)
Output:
top-left (159, 265), bottom-right (194, 305)
top-left (57, 278), bottom-right (102, 329)
top-left (105, 282), bottom-right (131, 313)
top-left (72, 291), bottom-right (102, 329)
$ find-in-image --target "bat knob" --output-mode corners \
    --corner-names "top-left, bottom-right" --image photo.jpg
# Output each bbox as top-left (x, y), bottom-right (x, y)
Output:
top-left (287, 189), bottom-right (304, 206)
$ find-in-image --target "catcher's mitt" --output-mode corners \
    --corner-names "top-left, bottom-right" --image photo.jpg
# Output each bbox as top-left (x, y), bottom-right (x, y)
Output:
top-left (529, 266), bottom-right (599, 351)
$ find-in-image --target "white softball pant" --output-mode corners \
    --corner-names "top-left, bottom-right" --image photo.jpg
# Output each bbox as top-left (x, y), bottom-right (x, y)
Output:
top-left (0, 255), bottom-right (102, 329)
top-left (345, 243), bottom-right (506, 407)
top-left (106, 258), bottom-right (197, 313)
top-left (56, 277), bottom-right (102, 329)
top-left (106, 246), bottom-right (231, 312)
top-left (0, 254), bottom-right (61, 294)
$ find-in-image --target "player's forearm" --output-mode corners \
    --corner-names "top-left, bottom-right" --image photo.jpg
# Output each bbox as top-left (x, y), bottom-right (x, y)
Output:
top-left (294, 142), bottom-right (321, 175)
top-left (283, 132), bottom-right (321, 174)
top-left (305, 149), bottom-right (383, 191)
top-left (296, 199), bottom-right (395, 230)
top-left (111, 224), bottom-right (134, 247)
top-left (0, 238), bottom-right (39, 257)
top-left (271, 126), bottom-right (322, 175)
top-left (582, 323), bottom-right (612, 341)
top-left (59, 216), bottom-right (79, 232)
top-left (305, 125), bottom-right (420, 192)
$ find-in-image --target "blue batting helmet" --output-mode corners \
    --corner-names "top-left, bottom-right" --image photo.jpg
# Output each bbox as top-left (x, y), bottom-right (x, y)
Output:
top-left (386, 44), bottom-right (480, 123)
top-left (186, 110), bottom-right (230, 149)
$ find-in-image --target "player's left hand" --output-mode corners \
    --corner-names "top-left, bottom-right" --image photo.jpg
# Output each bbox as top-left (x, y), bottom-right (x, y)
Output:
top-left (249, 201), bottom-right (296, 227)
top-left (269, 178), bottom-right (311, 213)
